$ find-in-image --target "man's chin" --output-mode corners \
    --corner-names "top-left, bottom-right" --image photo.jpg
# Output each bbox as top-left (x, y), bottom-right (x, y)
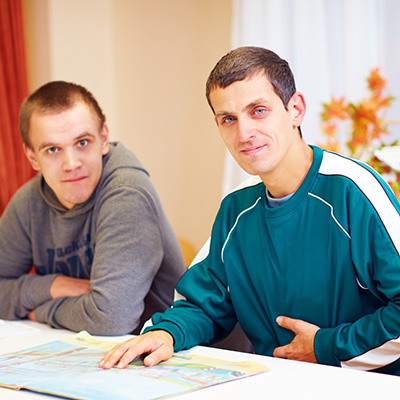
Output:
top-left (57, 194), bottom-right (91, 210)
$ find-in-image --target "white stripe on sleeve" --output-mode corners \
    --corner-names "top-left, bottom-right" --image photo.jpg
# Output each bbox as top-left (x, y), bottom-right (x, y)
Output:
top-left (319, 152), bottom-right (400, 256)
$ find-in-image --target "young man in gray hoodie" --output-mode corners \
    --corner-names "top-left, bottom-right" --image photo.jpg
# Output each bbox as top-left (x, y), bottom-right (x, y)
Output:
top-left (0, 81), bottom-right (185, 335)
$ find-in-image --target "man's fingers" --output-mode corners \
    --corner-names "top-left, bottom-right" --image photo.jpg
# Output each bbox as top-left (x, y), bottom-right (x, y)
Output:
top-left (50, 276), bottom-right (92, 298)
top-left (274, 317), bottom-right (319, 363)
top-left (99, 331), bottom-right (174, 370)
top-left (117, 343), bottom-right (146, 369)
top-left (27, 310), bottom-right (36, 321)
top-left (273, 345), bottom-right (287, 359)
top-left (99, 339), bottom-right (139, 369)
top-left (142, 344), bottom-right (173, 367)
top-left (277, 316), bottom-right (320, 336)
top-left (276, 316), bottom-right (297, 332)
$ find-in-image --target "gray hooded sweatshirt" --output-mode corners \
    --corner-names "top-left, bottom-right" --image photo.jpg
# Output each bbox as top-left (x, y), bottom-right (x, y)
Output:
top-left (0, 142), bottom-right (185, 335)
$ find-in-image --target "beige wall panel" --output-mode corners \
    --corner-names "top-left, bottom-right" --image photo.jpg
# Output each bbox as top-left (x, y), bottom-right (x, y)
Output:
top-left (24, 0), bottom-right (232, 252)
top-left (111, 0), bottom-right (231, 252)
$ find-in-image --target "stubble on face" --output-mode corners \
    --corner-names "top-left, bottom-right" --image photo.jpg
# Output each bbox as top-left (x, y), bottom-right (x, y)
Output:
top-left (210, 73), bottom-right (310, 197)
top-left (25, 102), bottom-right (109, 209)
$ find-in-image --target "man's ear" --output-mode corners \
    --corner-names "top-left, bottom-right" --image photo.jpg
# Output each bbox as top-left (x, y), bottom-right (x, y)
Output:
top-left (100, 123), bottom-right (110, 156)
top-left (289, 92), bottom-right (306, 129)
top-left (23, 144), bottom-right (41, 171)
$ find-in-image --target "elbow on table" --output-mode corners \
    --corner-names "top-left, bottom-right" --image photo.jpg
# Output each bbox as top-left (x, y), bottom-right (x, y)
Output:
top-left (86, 316), bottom-right (140, 336)
top-left (83, 308), bottom-right (141, 336)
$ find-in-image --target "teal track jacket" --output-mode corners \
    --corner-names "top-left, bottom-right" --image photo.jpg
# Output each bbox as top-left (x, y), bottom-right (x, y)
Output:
top-left (145, 146), bottom-right (400, 375)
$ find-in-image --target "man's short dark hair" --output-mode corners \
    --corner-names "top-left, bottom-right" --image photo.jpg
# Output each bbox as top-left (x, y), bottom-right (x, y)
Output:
top-left (20, 81), bottom-right (106, 149)
top-left (206, 46), bottom-right (297, 113)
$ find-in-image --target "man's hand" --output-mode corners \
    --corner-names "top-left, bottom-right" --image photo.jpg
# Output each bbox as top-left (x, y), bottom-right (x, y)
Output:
top-left (27, 310), bottom-right (36, 321)
top-left (99, 330), bottom-right (174, 369)
top-left (273, 316), bottom-right (320, 363)
top-left (50, 276), bottom-right (92, 299)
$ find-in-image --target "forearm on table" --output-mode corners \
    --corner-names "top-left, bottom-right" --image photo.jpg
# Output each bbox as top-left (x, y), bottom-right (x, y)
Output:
top-left (33, 251), bottom-right (162, 335)
top-left (0, 274), bottom-right (55, 319)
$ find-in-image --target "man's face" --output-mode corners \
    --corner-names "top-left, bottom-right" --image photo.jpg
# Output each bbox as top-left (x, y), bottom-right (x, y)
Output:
top-left (210, 73), bottom-right (304, 182)
top-left (24, 101), bottom-right (109, 209)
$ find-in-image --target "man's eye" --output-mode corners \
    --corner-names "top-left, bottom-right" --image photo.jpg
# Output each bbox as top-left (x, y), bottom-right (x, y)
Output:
top-left (47, 147), bottom-right (58, 154)
top-left (255, 109), bottom-right (265, 115)
top-left (78, 139), bottom-right (88, 147)
top-left (224, 117), bottom-right (235, 123)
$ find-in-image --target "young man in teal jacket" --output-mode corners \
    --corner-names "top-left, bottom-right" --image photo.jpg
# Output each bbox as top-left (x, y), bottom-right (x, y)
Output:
top-left (100, 47), bottom-right (400, 375)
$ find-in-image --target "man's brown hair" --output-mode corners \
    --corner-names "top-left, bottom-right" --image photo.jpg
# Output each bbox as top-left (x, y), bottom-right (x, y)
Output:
top-left (20, 81), bottom-right (106, 149)
top-left (206, 46), bottom-right (297, 113)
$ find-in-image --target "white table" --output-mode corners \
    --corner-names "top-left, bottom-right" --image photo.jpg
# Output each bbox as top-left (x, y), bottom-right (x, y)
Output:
top-left (0, 321), bottom-right (398, 399)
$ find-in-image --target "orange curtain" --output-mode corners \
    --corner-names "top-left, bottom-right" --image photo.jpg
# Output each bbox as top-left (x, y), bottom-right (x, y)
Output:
top-left (0, 0), bottom-right (35, 213)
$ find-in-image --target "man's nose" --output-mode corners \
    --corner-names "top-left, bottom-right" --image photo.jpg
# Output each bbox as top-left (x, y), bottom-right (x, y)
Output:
top-left (62, 149), bottom-right (82, 171)
top-left (237, 119), bottom-right (256, 142)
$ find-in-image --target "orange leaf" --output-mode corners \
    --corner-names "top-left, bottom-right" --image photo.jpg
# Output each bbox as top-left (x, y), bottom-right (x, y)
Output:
top-left (367, 68), bottom-right (387, 93)
top-left (321, 121), bottom-right (338, 138)
top-left (321, 96), bottom-right (349, 122)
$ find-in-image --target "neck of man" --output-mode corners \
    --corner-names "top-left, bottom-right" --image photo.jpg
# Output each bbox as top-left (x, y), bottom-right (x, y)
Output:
top-left (261, 138), bottom-right (313, 199)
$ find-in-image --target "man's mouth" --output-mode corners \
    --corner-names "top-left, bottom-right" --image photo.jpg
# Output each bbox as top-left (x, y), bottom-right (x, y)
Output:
top-left (63, 176), bottom-right (87, 183)
top-left (241, 145), bottom-right (266, 155)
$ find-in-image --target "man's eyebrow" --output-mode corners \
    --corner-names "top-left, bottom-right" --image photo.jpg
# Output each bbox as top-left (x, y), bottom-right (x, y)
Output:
top-left (75, 132), bottom-right (97, 141)
top-left (215, 110), bottom-right (232, 119)
top-left (38, 132), bottom-right (96, 151)
top-left (215, 98), bottom-right (270, 118)
top-left (243, 98), bottom-right (270, 112)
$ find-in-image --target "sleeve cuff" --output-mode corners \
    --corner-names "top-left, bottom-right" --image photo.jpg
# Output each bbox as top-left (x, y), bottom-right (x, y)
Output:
top-left (143, 313), bottom-right (186, 352)
top-left (24, 274), bottom-right (57, 310)
top-left (314, 328), bottom-right (340, 367)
